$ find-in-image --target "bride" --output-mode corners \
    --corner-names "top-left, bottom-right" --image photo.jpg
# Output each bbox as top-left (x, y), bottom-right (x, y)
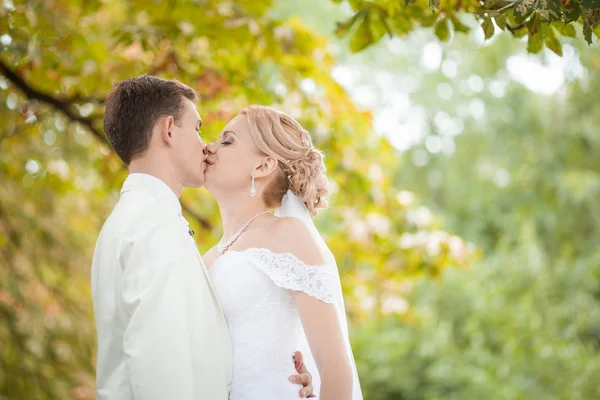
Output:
top-left (202, 106), bottom-right (362, 399)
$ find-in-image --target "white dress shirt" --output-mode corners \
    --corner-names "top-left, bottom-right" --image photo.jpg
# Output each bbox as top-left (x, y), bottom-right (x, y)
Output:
top-left (91, 173), bottom-right (232, 400)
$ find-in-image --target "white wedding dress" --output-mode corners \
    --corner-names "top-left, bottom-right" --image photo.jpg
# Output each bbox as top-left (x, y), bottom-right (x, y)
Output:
top-left (208, 248), bottom-right (337, 399)
top-left (207, 191), bottom-right (362, 400)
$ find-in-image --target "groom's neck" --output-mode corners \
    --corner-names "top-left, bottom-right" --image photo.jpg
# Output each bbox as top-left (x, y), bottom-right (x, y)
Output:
top-left (128, 155), bottom-right (183, 198)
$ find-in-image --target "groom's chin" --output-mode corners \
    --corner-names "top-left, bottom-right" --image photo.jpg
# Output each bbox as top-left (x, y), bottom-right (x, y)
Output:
top-left (185, 172), bottom-right (206, 189)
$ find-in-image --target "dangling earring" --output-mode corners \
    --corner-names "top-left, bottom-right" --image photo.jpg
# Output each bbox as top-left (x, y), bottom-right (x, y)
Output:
top-left (250, 173), bottom-right (256, 198)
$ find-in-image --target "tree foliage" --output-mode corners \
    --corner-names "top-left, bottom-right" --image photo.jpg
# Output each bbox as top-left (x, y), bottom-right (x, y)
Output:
top-left (332, 0), bottom-right (600, 55)
top-left (350, 25), bottom-right (600, 400)
top-left (0, 1), bottom-right (467, 398)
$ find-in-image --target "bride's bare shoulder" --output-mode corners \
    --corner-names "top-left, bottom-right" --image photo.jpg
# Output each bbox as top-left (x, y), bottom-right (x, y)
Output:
top-left (268, 217), bottom-right (325, 266)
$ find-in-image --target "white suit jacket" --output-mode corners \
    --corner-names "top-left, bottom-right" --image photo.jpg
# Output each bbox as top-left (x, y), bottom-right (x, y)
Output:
top-left (91, 173), bottom-right (232, 400)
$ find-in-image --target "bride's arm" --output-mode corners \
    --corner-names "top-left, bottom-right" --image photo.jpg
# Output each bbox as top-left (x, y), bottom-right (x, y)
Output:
top-left (275, 218), bottom-right (354, 400)
top-left (292, 291), bottom-right (353, 400)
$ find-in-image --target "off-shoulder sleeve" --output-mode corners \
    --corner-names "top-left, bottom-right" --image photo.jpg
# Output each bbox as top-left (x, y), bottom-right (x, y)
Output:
top-left (245, 248), bottom-right (338, 304)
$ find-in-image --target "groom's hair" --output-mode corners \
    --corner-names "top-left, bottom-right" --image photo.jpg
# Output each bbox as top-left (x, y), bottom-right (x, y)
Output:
top-left (103, 75), bottom-right (198, 165)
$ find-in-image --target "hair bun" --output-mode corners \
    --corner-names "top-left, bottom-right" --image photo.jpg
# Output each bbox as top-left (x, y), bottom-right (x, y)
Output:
top-left (288, 147), bottom-right (329, 216)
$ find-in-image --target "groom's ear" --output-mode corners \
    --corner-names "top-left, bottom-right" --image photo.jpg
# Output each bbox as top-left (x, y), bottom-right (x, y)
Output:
top-left (158, 116), bottom-right (176, 146)
top-left (254, 156), bottom-right (278, 178)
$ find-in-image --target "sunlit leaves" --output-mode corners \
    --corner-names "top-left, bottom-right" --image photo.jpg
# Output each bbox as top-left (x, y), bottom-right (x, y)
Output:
top-left (514, 0), bottom-right (539, 18)
top-left (337, 8), bottom-right (392, 53)
top-left (333, 0), bottom-right (600, 53)
top-left (563, 1), bottom-right (583, 23)
top-left (378, 31), bottom-right (600, 399)
top-left (583, 7), bottom-right (600, 44)
top-left (434, 18), bottom-right (450, 41)
top-left (526, 14), bottom-right (544, 53)
top-left (544, 25), bottom-right (563, 55)
top-left (481, 17), bottom-right (495, 40)
top-left (451, 15), bottom-right (470, 33)
top-left (0, 1), bottom-right (473, 398)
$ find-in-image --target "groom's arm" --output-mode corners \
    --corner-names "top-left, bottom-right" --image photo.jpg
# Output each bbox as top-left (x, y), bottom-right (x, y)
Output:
top-left (120, 215), bottom-right (196, 399)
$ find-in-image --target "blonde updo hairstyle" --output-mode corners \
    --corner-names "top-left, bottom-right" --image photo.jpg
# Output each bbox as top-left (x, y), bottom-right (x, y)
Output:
top-left (240, 105), bottom-right (329, 217)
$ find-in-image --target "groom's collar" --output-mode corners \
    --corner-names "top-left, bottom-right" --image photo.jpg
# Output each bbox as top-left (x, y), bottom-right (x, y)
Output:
top-left (120, 173), bottom-right (182, 215)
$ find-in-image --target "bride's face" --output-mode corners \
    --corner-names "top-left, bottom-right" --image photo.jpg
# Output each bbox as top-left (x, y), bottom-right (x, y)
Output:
top-left (203, 114), bottom-right (265, 196)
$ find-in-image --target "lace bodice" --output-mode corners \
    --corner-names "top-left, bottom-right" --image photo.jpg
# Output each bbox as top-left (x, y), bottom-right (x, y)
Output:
top-left (208, 248), bottom-right (336, 400)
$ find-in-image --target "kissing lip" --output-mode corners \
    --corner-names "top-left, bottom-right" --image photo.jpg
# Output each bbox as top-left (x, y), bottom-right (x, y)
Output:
top-left (204, 158), bottom-right (215, 166)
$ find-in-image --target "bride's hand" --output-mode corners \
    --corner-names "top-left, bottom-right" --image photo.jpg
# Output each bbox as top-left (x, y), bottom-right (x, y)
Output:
top-left (289, 351), bottom-right (316, 398)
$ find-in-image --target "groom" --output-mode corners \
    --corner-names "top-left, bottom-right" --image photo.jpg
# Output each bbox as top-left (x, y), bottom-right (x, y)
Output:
top-left (91, 75), bottom-right (313, 399)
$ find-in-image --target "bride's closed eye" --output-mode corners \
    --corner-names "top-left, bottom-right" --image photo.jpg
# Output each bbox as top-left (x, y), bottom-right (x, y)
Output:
top-left (221, 134), bottom-right (233, 145)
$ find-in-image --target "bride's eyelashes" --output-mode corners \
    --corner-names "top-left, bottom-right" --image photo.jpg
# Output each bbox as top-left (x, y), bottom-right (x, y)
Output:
top-left (218, 131), bottom-right (234, 145)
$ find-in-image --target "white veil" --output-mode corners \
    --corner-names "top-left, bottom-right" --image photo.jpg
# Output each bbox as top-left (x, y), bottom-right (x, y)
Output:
top-left (275, 190), bottom-right (362, 399)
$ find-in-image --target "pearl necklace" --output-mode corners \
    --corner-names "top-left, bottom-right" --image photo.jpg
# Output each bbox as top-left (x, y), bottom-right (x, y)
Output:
top-left (217, 210), bottom-right (269, 255)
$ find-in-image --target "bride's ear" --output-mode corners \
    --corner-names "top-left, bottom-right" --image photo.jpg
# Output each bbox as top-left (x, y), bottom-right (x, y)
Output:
top-left (253, 156), bottom-right (278, 178)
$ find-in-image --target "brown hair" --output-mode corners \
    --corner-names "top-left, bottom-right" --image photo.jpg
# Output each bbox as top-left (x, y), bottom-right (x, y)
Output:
top-left (103, 75), bottom-right (198, 165)
top-left (240, 106), bottom-right (329, 216)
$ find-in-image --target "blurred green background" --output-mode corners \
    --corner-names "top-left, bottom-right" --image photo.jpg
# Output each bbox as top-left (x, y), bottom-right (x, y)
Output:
top-left (1, 0), bottom-right (600, 399)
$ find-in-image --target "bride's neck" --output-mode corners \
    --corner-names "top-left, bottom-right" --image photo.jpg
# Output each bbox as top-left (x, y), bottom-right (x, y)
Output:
top-left (218, 193), bottom-right (270, 238)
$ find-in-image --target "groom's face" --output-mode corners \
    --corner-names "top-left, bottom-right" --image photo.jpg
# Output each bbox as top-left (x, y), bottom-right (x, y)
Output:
top-left (170, 98), bottom-right (207, 188)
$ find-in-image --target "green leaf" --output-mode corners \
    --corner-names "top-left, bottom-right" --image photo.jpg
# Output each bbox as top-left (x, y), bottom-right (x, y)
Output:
top-left (334, 10), bottom-right (365, 39)
top-left (482, 18), bottom-right (495, 40)
top-left (514, 0), bottom-right (538, 18)
top-left (349, 12), bottom-right (373, 52)
top-left (581, 0), bottom-right (597, 8)
top-left (368, 16), bottom-right (389, 44)
top-left (560, 23), bottom-right (577, 38)
top-left (581, 6), bottom-right (600, 45)
top-left (535, 0), bottom-right (563, 22)
top-left (494, 15), bottom-right (507, 31)
top-left (526, 13), bottom-right (541, 35)
top-left (506, 12), bottom-right (528, 37)
top-left (451, 15), bottom-right (470, 33)
top-left (388, 16), bottom-right (413, 36)
top-left (583, 7), bottom-right (600, 27)
top-left (334, 20), bottom-right (355, 39)
top-left (420, 14), bottom-right (438, 28)
top-left (430, 0), bottom-right (441, 11)
top-left (544, 26), bottom-right (562, 56)
top-left (563, 3), bottom-right (582, 23)
top-left (527, 31), bottom-right (544, 53)
top-left (405, 0), bottom-right (417, 5)
top-left (435, 19), bottom-right (450, 41)
top-left (583, 23), bottom-right (593, 44)
top-left (483, 0), bottom-right (513, 10)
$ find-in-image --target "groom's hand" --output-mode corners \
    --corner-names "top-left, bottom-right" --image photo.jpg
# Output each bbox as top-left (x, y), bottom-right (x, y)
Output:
top-left (289, 351), bottom-right (316, 398)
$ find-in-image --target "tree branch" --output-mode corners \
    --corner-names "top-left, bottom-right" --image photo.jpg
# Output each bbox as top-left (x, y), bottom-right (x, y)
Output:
top-left (506, 23), bottom-right (526, 33)
top-left (0, 58), bottom-right (108, 145)
top-left (496, 3), bottom-right (514, 13)
top-left (68, 94), bottom-right (106, 104)
top-left (0, 58), bottom-right (213, 231)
